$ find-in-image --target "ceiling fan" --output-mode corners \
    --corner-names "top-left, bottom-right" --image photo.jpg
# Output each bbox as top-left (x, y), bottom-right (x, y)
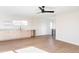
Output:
top-left (38, 6), bottom-right (54, 13)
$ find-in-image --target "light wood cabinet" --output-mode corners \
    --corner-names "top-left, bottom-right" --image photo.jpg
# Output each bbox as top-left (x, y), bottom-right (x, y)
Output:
top-left (0, 30), bottom-right (35, 41)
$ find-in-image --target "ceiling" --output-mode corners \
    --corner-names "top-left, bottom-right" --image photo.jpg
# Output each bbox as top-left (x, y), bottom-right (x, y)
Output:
top-left (0, 6), bottom-right (55, 17)
top-left (0, 6), bottom-right (79, 19)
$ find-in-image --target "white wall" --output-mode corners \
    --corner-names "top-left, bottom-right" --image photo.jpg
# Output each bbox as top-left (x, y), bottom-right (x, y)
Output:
top-left (0, 14), bottom-right (54, 36)
top-left (11, 14), bottom-right (55, 36)
top-left (27, 15), bottom-right (54, 36)
top-left (35, 18), bottom-right (51, 36)
top-left (56, 8), bottom-right (79, 46)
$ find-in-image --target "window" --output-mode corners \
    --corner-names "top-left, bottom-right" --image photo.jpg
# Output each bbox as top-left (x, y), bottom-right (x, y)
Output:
top-left (0, 20), bottom-right (28, 30)
top-left (13, 20), bottom-right (28, 26)
top-left (50, 22), bottom-right (53, 29)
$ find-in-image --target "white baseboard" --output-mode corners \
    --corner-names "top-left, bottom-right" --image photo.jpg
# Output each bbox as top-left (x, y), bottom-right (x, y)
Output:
top-left (36, 34), bottom-right (51, 36)
top-left (56, 38), bottom-right (79, 46)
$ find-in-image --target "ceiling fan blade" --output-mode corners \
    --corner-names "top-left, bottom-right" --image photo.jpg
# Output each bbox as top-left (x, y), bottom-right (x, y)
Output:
top-left (39, 7), bottom-right (43, 10)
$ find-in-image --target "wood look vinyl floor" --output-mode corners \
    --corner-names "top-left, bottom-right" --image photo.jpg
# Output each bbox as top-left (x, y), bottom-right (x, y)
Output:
top-left (0, 35), bottom-right (79, 53)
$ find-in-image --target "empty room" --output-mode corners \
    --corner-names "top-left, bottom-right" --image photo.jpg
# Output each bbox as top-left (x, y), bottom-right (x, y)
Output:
top-left (0, 6), bottom-right (79, 53)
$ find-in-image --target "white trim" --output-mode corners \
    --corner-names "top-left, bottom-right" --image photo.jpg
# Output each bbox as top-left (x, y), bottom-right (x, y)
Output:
top-left (56, 38), bottom-right (79, 46)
